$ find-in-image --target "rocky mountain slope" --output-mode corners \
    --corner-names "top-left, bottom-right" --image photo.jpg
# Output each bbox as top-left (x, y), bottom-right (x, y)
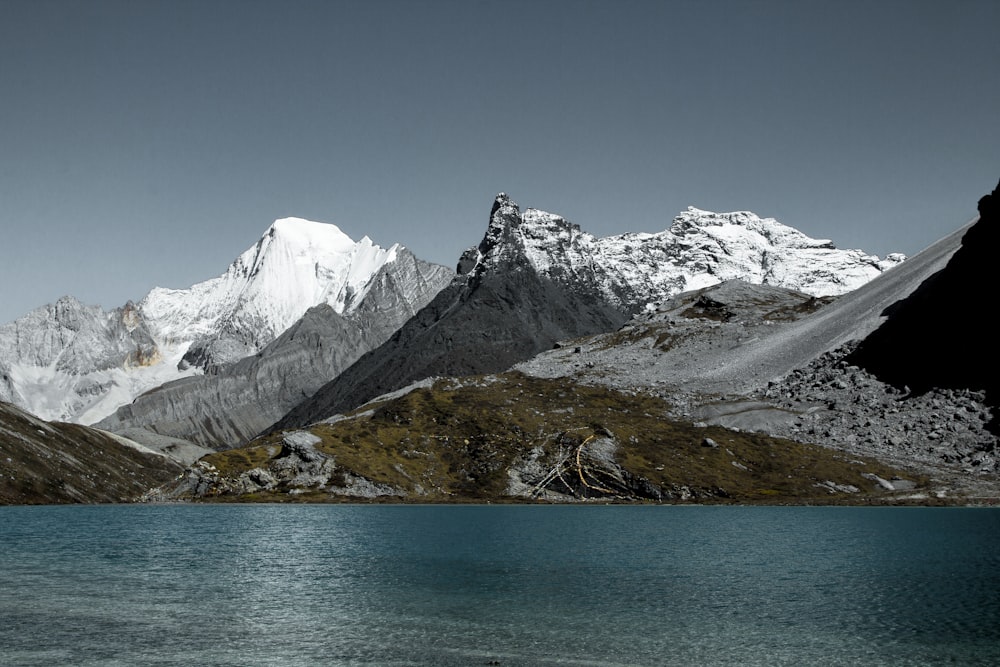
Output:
top-left (0, 217), bottom-right (452, 428)
top-left (0, 401), bottom-right (182, 504)
top-left (512, 183), bottom-right (998, 492)
top-left (96, 249), bottom-right (452, 451)
top-left (273, 193), bottom-right (903, 431)
top-left (846, 180), bottom-right (1000, 427)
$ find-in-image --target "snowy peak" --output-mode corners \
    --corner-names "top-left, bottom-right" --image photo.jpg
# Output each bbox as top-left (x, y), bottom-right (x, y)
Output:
top-left (665, 207), bottom-right (906, 295)
top-left (0, 215), bottom-right (447, 425)
top-left (469, 193), bottom-right (593, 277)
top-left (237, 217), bottom-right (355, 282)
top-left (672, 207), bottom-right (835, 249)
top-left (140, 217), bottom-right (401, 349)
top-left (464, 193), bottom-right (906, 311)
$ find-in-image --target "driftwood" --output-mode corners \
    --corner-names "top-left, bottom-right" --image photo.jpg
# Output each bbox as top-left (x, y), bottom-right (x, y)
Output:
top-left (528, 429), bottom-right (626, 499)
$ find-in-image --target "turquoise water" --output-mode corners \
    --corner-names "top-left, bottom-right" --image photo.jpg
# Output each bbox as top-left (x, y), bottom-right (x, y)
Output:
top-left (1, 505), bottom-right (999, 666)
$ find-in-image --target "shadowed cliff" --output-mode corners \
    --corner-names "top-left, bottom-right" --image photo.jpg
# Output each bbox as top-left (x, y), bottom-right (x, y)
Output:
top-left (847, 179), bottom-right (1000, 431)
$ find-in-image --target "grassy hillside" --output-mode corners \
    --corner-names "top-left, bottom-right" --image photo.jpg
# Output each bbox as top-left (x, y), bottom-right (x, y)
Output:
top-left (0, 402), bottom-right (183, 504)
top-left (168, 373), bottom-right (925, 504)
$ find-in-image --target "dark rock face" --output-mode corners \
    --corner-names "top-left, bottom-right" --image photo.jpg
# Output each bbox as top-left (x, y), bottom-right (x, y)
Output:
top-left (847, 179), bottom-right (1000, 432)
top-left (271, 196), bottom-right (631, 431)
top-left (272, 265), bottom-right (628, 432)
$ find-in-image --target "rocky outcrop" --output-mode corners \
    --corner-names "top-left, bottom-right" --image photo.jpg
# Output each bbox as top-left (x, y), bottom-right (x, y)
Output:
top-left (156, 430), bottom-right (405, 500)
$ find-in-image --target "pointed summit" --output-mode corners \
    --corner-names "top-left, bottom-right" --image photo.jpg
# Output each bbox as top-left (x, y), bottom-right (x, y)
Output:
top-left (0, 214), bottom-right (452, 427)
top-left (144, 216), bottom-right (401, 354)
top-left (479, 192), bottom-right (523, 260)
top-left (490, 192), bottom-right (517, 217)
top-left (265, 217), bottom-right (357, 255)
top-left (475, 194), bottom-right (587, 276)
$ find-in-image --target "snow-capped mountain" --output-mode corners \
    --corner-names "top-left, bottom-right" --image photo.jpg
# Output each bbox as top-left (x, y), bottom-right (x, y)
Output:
top-left (274, 193), bottom-right (905, 430)
top-left (96, 247), bottom-right (454, 451)
top-left (0, 217), bottom-right (452, 424)
top-left (145, 217), bottom-right (399, 360)
top-left (463, 194), bottom-right (905, 306)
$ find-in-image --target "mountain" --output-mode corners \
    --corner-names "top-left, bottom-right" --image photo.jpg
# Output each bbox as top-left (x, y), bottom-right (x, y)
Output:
top-left (96, 248), bottom-right (452, 451)
top-left (146, 217), bottom-right (406, 370)
top-left (0, 217), bottom-right (452, 428)
top-left (273, 193), bottom-right (904, 431)
top-left (465, 197), bottom-right (903, 305)
top-left (166, 182), bottom-right (1000, 505)
top-left (0, 401), bottom-right (182, 504)
top-left (511, 184), bottom-right (998, 485)
top-left (0, 298), bottom-right (162, 421)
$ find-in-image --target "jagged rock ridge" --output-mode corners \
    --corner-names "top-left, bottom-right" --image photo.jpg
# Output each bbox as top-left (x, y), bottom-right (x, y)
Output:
top-left (461, 194), bottom-right (904, 307)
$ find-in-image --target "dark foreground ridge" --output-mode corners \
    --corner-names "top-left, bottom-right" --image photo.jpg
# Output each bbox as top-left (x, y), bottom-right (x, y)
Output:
top-left (847, 178), bottom-right (1000, 433)
top-left (0, 401), bottom-right (182, 504)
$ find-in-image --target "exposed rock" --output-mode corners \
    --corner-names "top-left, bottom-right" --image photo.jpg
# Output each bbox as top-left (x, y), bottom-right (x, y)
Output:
top-left (756, 344), bottom-right (998, 473)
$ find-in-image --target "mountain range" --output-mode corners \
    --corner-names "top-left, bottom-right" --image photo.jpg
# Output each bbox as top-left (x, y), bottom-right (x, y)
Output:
top-left (176, 183), bottom-right (995, 504)
top-left (273, 193), bottom-right (904, 432)
top-left (6, 184), bottom-right (996, 505)
top-left (0, 218), bottom-right (452, 443)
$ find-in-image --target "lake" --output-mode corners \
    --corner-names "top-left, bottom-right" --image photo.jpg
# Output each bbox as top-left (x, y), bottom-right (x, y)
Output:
top-left (1, 505), bottom-right (999, 666)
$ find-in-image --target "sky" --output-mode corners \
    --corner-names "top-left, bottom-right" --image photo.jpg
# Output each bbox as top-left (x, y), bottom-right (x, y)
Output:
top-left (1, 0), bottom-right (998, 325)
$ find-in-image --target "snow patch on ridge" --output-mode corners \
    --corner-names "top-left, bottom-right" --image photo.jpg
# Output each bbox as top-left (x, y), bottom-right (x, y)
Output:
top-left (477, 195), bottom-right (905, 309)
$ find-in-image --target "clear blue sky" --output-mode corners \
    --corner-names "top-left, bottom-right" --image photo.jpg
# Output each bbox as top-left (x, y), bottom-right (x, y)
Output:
top-left (2, 0), bottom-right (998, 324)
